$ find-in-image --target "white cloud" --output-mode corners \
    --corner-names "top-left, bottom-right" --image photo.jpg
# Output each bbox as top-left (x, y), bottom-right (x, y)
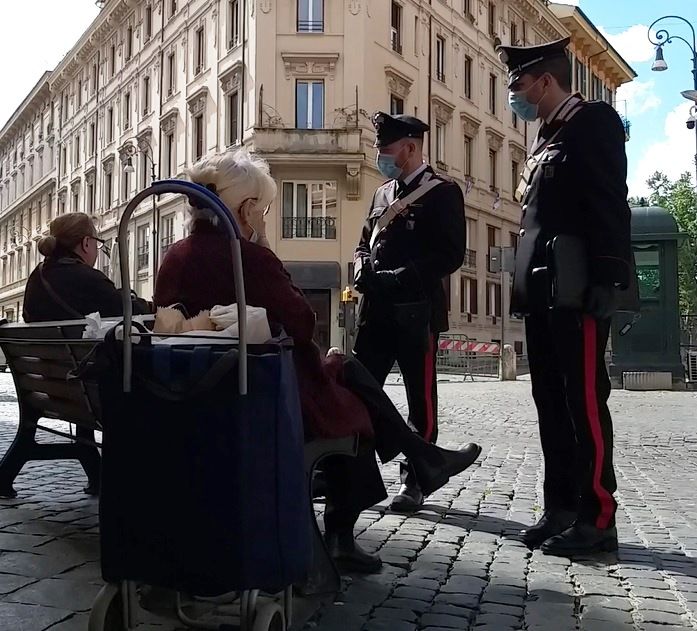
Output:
top-left (628, 102), bottom-right (697, 197)
top-left (554, 0), bottom-right (581, 5)
top-left (600, 25), bottom-right (655, 64)
top-left (615, 80), bottom-right (662, 118)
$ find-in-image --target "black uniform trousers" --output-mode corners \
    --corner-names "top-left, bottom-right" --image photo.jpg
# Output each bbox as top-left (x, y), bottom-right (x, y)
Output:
top-left (321, 355), bottom-right (440, 531)
top-left (353, 323), bottom-right (439, 488)
top-left (525, 310), bottom-right (617, 529)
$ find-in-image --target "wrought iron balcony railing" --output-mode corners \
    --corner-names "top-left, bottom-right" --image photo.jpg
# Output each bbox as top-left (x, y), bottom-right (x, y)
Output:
top-left (463, 248), bottom-right (477, 269)
top-left (137, 245), bottom-right (149, 270)
top-left (161, 234), bottom-right (175, 256)
top-left (282, 216), bottom-right (336, 240)
top-left (297, 20), bottom-right (323, 33)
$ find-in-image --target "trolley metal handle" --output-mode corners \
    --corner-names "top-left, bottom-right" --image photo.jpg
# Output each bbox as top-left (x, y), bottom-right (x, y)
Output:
top-left (118, 180), bottom-right (248, 396)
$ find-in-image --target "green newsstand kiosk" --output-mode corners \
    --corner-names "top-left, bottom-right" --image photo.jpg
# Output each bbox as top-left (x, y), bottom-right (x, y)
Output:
top-left (610, 206), bottom-right (685, 389)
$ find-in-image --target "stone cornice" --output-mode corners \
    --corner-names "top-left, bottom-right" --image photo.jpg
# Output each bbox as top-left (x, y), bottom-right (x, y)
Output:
top-left (485, 127), bottom-right (505, 151)
top-left (460, 112), bottom-right (481, 138)
top-left (384, 65), bottom-right (414, 99)
top-left (431, 95), bottom-right (455, 123)
top-left (281, 52), bottom-right (339, 81)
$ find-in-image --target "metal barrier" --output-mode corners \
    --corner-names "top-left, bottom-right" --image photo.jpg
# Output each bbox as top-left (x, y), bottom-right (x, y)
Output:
top-left (435, 335), bottom-right (505, 379)
top-left (390, 335), bottom-right (531, 380)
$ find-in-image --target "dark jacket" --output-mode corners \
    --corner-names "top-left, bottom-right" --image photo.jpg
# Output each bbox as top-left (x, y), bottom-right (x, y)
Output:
top-left (23, 252), bottom-right (151, 322)
top-left (354, 165), bottom-right (466, 333)
top-left (153, 220), bottom-right (373, 441)
top-left (511, 100), bottom-right (632, 315)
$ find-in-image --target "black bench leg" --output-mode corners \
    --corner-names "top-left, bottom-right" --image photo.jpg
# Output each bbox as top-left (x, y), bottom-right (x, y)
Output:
top-left (299, 437), bottom-right (359, 597)
top-left (76, 427), bottom-right (101, 496)
top-left (0, 414), bottom-right (40, 498)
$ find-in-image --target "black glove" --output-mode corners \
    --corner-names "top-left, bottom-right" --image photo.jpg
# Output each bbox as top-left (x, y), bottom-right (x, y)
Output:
top-left (354, 264), bottom-right (373, 293)
top-left (584, 285), bottom-right (618, 320)
top-left (371, 270), bottom-right (403, 296)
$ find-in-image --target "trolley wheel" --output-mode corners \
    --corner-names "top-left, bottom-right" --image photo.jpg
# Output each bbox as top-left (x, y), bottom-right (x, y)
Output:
top-left (88, 583), bottom-right (125, 631)
top-left (252, 602), bottom-right (286, 631)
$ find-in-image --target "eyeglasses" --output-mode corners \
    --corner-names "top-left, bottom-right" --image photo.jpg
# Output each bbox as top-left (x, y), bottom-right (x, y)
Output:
top-left (89, 236), bottom-right (111, 257)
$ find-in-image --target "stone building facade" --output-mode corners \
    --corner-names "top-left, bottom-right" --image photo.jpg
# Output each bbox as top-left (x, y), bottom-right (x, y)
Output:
top-left (0, 0), bottom-right (634, 353)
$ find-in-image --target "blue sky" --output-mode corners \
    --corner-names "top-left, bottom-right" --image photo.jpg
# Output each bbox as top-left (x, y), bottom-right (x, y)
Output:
top-left (0, 1), bottom-right (695, 197)
top-left (567, 0), bottom-right (697, 196)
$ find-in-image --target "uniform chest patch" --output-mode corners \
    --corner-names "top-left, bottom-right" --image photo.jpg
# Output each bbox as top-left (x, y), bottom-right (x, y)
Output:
top-left (406, 220), bottom-right (415, 230)
top-left (544, 165), bottom-right (555, 179)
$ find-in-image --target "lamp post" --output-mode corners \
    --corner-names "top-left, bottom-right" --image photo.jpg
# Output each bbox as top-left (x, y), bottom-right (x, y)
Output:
top-left (648, 15), bottom-right (697, 187)
top-left (122, 138), bottom-right (160, 279)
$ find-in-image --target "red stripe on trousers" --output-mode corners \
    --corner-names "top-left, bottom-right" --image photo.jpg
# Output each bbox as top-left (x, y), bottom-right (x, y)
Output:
top-left (582, 316), bottom-right (614, 530)
top-left (423, 335), bottom-right (435, 442)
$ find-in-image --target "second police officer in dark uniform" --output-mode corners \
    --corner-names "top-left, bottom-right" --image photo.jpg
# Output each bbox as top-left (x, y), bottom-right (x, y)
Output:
top-left (496, 38), bottom-right (633, 555)
top-left (353, 112), bottom-right (481, 512)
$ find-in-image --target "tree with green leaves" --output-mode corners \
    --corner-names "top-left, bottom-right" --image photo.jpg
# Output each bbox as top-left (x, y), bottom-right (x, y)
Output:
top-left (638, 171), bottom-right (697, 318)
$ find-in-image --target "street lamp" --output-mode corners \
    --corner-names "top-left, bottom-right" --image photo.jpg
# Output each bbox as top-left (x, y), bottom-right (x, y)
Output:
top-left (120, 139), bottom-right (160, 278)
top-left (648, 15), bottom-right (697, 187)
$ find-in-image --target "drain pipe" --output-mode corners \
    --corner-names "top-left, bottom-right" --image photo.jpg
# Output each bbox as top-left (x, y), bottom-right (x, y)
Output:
top-left (241, 0), bottom-right (247, 140)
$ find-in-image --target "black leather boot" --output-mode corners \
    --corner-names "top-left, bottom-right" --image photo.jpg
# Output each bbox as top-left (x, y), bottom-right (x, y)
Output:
top-left (389, 483), bottom-right (424, 513)
top-left (521, 510), bottom-right (577, 549)
top-left (324, 530), bottom-right (382, 574)
top-left (541, 523), bottom-right (618, 557)
top-left (410, 443), bottom-right (482, 496)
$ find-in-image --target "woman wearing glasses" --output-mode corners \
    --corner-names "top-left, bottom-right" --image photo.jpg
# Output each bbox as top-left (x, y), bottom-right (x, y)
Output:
top-left (23, 212), bottom-right (152, 322)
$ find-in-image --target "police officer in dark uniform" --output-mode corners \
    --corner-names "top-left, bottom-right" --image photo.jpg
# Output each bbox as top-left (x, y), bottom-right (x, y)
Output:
top-left (353, 112), bottom-right (481, 512)
top-left (496, 38), bottom-right (632, 555)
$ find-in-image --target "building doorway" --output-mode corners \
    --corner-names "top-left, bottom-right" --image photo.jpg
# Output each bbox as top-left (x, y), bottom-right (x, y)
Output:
top-left (305, 290), bottom-right (331, 355)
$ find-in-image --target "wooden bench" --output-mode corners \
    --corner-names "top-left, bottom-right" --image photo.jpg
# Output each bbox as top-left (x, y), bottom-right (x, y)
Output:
top-left (0, 319), bottom-right (103, 498)
top-left (0, 318), bottom-right (355, 597)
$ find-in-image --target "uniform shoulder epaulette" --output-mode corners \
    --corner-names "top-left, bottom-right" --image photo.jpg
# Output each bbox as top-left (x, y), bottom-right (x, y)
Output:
top-left (575, 100), bottom-right (620, 121)
top-left (430, 172), bottom-right (454, 184)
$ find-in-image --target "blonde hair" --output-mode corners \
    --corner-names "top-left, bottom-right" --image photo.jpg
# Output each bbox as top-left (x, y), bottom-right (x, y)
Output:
top-left (185, 149), bottom-right (277, 225)
top-left (38, 213), bottom-right (97, 257)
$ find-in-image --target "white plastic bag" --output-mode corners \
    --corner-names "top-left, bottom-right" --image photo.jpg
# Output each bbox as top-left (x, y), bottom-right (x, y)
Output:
top-left (209, 304), bottom-right (272, 344)
top-left (82, 312), bottom-right (147, 341)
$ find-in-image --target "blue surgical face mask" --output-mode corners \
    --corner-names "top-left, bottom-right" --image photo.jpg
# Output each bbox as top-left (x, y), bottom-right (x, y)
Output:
top-left (376, 153), bottom-right (403, 180)
top-left (508, 76), bottom-right (546, 122)
top-left (376, 144), bottom-right (409, 180)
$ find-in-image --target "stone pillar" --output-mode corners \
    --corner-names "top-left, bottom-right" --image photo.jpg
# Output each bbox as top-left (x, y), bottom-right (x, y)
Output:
top-left (500, 344), bottom-right (517, 381)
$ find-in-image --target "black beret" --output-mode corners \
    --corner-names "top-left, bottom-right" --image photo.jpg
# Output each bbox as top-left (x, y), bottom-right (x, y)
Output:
top-left (372, 111), bottom-right (430, 148)
top-left (496, 37), bottom-right (571, 88)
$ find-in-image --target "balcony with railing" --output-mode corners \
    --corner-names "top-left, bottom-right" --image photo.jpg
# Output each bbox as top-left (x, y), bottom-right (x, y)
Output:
top-left (282, 216), bottom-right (336, 240)
top-left (161, 234), bottom-right (175, 256)
top-left (390, 29), bottom-right (402, 54)
top-left (297, 20), bottom-right (323, 33)
top-left (620, 114), bottom-right (631, 141)
top-left (252, 127), bottom-right (362, 158)
top-left (137, 245), bottom-right (149, 270)
top-left (463, 248), bottom-right (477, 269)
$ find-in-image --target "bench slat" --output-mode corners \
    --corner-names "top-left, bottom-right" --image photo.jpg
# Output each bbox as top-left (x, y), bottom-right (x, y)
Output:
top-left (25, 392), bottom-right (99, 428)
top-left (0, 325), bottom-right (87, 340)
top-left (2, 342), bottom-right (94, 363)
top-left (16, 374), bottom-right (87, 402)
top-left (10, 357), bottom-right (75, 380)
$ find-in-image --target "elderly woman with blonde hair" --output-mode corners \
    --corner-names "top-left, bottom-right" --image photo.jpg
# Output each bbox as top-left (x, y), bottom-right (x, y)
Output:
top-left (154, 149), bottom-right (480, 574)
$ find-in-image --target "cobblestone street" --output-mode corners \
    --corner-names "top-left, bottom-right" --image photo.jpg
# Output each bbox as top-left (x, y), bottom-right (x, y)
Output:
top-left (1, 372), bottom-right (696, 630)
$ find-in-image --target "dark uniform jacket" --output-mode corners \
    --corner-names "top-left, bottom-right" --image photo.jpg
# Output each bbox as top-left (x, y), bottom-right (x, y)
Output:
top-left (511, 99), bottom-right (632, 315)
top-left (23, 252), bottom-right (151, 322)
top-left (355, 166), bottom-right (465, 333)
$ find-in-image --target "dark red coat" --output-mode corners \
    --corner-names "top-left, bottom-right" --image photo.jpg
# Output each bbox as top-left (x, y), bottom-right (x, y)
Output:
top-left (154, 220), bottom-right (372, 440)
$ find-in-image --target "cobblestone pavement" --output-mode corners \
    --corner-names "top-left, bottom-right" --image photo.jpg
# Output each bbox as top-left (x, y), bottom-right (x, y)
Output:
top-left (0, 372), bottom-right (697, 630)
